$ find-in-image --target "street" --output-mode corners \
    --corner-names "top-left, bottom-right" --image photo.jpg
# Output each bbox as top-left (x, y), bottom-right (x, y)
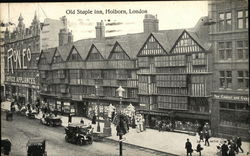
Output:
top-left (1, 111), bottom-right (165, 156)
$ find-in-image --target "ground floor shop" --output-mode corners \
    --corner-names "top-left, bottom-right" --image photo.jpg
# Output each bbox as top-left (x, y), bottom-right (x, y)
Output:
top-left (39, 95), bottom-right (139, 119)
top-left (5, 83), bottom-right (39, 106)
top-left (137, 109), bottom-right (210, 133)
top-left (211, 93), bottom-right (249, 141)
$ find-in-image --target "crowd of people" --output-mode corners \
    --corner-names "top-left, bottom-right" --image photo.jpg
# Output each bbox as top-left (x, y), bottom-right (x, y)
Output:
top-left (184, 136), bottom-right (245, 156)
top-left (218, 137), bottom-right (244, 156)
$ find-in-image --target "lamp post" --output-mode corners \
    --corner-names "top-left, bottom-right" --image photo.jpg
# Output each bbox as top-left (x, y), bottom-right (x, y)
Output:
top-left (95, 85), bottom-right (101, 132)
top-left (116, 86), bottom-right (125, 156)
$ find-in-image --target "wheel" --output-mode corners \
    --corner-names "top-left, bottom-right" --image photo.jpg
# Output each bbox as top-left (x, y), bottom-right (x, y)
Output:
top-left (77, 139), bottom-right (84, 145)
top-left (49, 121), bottom-right (53, 126)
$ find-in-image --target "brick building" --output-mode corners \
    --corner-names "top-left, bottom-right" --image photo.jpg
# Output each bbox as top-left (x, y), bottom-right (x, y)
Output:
top-left (4, 13), bottom-right (71, 105)
top-left (208, 0), bottom-right (249, 140)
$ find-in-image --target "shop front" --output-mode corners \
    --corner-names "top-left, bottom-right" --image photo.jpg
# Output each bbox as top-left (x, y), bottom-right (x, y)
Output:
top-left (211, 93), bottom-right (249, 140)
top-left (137, 109), bottom-right (210, 133)
top-left (71, 100), bottom-right (89, 117)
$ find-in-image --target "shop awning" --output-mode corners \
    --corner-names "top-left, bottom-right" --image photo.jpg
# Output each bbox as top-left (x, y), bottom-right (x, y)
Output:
top-left (136, 109), bottom-right (175, 116)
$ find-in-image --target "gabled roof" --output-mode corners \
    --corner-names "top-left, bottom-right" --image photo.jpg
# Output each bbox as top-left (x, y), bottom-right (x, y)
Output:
top-left (53, 16), bottom-right (210, 61)
top-left (38, 47), bottom-right (57, 64)
top-left (115, 33), bottom-right (148, 59)
top-left (187, 31), bottom-right (211, 51)
top-left (73, 38), bottom-right (96, 60)
top-left (66, 45), bottom-right (83, 61)
top-left (152, 29), bottom-right (184, 52)
top-left (94, 41), bottom-right (114, 59)
top-left (110, 41), bottom-right (130, 59)
top-left (56, 43), bottom-right (74, 61)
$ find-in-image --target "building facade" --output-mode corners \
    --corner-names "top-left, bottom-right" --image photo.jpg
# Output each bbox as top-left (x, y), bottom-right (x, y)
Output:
top-left (37, 15), bottom-right (214, 133)
top-left (208, 0), bottom-right (249, 140)
top-left (4, 13), bottom-right (71, 105)
top-left (136, 15), bottom-right (213, 131)
top-left (1, 23), bottom-right (5, 100)
top-left (41, 16), bottom-right (68, 50)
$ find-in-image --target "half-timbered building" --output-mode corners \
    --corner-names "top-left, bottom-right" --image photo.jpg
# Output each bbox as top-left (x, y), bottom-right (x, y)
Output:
top-left (38, 14), bottom-right (212, 132)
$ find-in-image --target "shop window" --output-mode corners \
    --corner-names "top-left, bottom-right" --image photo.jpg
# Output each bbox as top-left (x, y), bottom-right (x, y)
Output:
top-left (237, 10), bottom-right (248, 29)
top-left (228, 103), bottom-right (235, 109)
top-left (220, 102), bottom-right (228, 109)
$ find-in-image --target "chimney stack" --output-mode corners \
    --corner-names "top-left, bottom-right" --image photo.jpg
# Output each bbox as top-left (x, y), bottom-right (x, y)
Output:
top-left (143, 14), bottom-right (159, 33)
top-left (95, 20), bottom-right (105, 40)
top-left (59, 28), bottom-right (68, 46)
top-left (68, 31), bottom-right (73, 44)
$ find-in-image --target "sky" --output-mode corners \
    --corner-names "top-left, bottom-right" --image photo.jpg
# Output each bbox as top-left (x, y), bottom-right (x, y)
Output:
top-left (0, 1), bottom-right (208, 41)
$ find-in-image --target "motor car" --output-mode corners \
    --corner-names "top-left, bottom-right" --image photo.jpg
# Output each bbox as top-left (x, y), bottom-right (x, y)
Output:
top-left (40, 115), bottom-right (62, 127)
top-left (1, 138), bottom-right (11, 156)
top-left (26, 137), bottom-right (47, 156)
top-left (65, 123), bottom-right (93, 145)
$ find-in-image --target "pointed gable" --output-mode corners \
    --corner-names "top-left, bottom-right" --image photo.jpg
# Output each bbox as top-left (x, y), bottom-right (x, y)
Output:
top-left (52, 48), bottom-right (63, 64)
top-left (137, 34), bottom-right (166, 56)
top-left (86, 44), bottom-right (104, 61)
top-left (171, 30), bottom-right (205, 54)
top-left (108, 42), bottom-right (130, 60)
top-left (38, 50), bottom-right (47, 65)
top-left (38, 47), bottom-right (56, 65)
top-left (67, 46), bottom-right (83, 61)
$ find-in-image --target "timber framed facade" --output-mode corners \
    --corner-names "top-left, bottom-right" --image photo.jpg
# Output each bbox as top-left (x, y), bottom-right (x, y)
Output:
top-left (37, 15), bottom-right (214, 133)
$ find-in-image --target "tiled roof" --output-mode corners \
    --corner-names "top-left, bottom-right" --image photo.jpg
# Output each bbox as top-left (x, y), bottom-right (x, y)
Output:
top-left (152, 29), bottom-right (184, 52)
top-left (73, 38), bottom-right (96, 60)
top-left (40, 47), bottom-right (57, 64)
top-left (57, 43), bottom-right (74, 61)
top-left (39, 17), bottom-right (210, 63)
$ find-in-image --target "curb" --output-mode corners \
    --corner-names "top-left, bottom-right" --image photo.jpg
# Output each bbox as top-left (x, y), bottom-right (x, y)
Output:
top-left (103, 137), bottom-right (178, 156)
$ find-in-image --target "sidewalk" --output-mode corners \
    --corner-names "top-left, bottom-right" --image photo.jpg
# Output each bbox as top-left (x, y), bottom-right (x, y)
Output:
top-left (2, 101), bottom-right (250, 156)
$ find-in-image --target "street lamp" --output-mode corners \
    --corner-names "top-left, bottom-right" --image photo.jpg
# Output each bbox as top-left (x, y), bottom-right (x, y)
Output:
top-left (95, 85), bottom-right (101, 132)
top-left (116, 86), bottom-right (125, 156)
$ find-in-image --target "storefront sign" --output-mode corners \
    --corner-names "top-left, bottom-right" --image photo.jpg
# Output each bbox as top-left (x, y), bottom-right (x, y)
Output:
top-left (7, 47), bottom-right (32, 73)
top-left (140, 103), bottom-right (146, 107)
top-left (214, 94), bottom-right (249, 102)
top-left (6, 76), bottom-right (36, 85)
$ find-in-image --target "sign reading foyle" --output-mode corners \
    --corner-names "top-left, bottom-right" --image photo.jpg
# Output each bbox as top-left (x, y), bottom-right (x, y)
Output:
top-left (214, 94), bottom-right (249, 102)
top-left (7, 47), bottom-right (32, 74)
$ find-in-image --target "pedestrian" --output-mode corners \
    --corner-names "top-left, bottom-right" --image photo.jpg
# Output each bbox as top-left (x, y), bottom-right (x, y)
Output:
top-left (131, 116), bottom-right (136, 128)
top-left (221, 141), bottom-right (229, 156)
top-left (92, 114), bottom-right (96, 124)
top-left (230, 141), bottom-right (238, 154)
top-left (80, 118), bottom-right (84, 124)
top-left (196, 143), bottom-right (203, 156)
top-left (228, 146), bottom-right (236, 156)
top-left (54, 109), bottom-right (58, 117)
top-left (185, 138), bottom-right (193, 156)
top-left (204, 130), bottom-right (210, 146)
top-left (236, 137), bottom-right (244, 153)
top-left (199, 131), bottom-right (204, 142)
top-left (111, 109), bottom-right (115, 121)
top-left (10, 102), bottom-right (15, 112)
top-left (68, 113), bottom-right (72, 123)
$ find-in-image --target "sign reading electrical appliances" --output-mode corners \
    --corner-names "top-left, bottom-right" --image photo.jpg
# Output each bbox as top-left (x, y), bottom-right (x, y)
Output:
top-left (6, 76), bottom-right (36, 85)
top-left (7, 47), bottom-right (32, 74)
